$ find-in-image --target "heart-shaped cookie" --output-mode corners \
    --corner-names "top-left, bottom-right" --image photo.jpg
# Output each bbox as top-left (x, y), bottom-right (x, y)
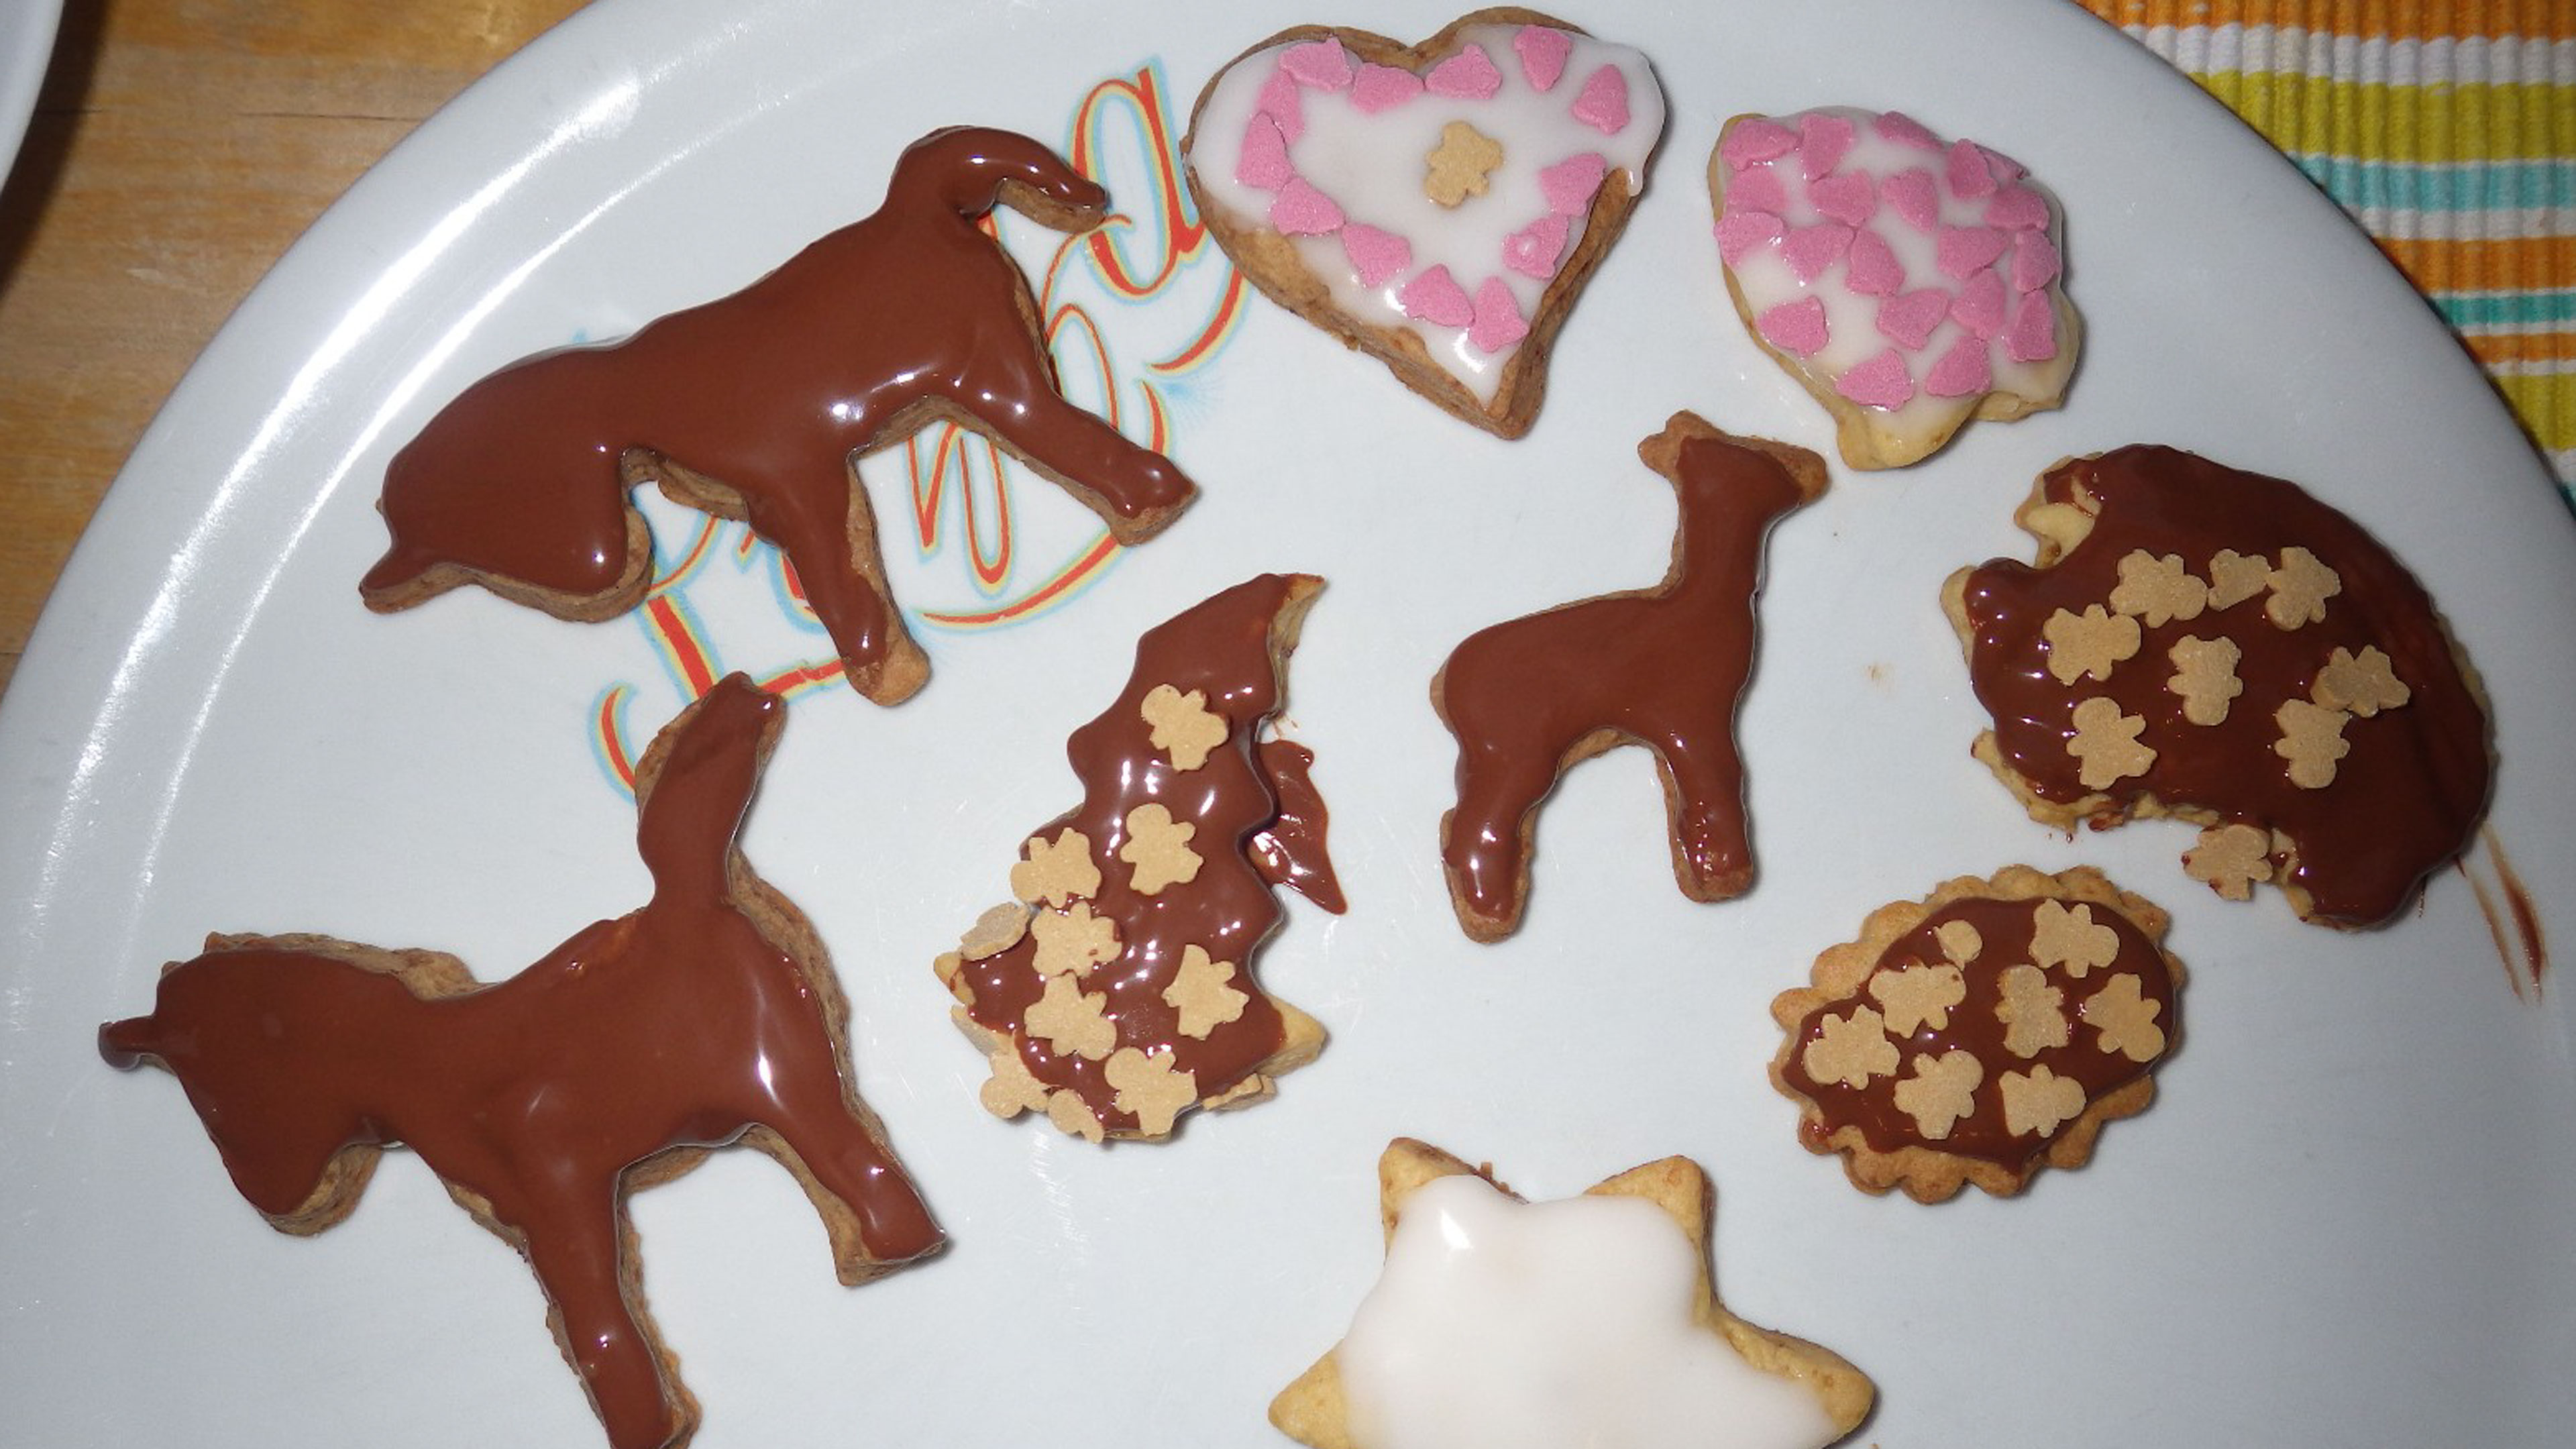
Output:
top-left (1185, 9), bottom-right (1664, 437)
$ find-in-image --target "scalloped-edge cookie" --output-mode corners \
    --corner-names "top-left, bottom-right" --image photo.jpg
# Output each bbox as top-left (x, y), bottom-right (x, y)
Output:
top-left (1943, 445), bottom-right (2492, 927)
top-left (1770, 865), bottom-right (2184, 1202)
top-left (1184, 9), bottom-right (1665, 437)
top-left (1711, 107), bottom-right (2078, 468)
top-left (1271, 1138), bottom-right (1874, 1448)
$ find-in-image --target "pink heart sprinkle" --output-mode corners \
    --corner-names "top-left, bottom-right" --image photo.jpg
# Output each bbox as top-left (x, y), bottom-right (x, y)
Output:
top-left (2004, 292), bottom-right (2059, 362)
top-left (1719, 117), bottom-right (1798, 168)
top-left (2012, 230), bottom-right (2063, 293)
top-left (1342, 223), bottom-right (1412, 288)
top-left (1255, 64), bottom-right (1306, 143)
top-left (1926, 335), bottom-right (1994, 397)
top-left (1514, 25), bottom-right (1572, 91)
top-left (1883, 168), bottom-right (1939, 233)
top-left (1876, 287), bottom-right (1953, 352)
top-left (1872, 110), bottom-right (1943, 151)
top-left (1937, 224), bottom-right (2008, 279)
top-left (1845, 227), bottom-right (1904, 295)
top-left (1951, 270), bottom-right (2007, 339)
top-left (1572, 63), bottom-right (1629, 134)
top-left (1426, 44), bottom-right (1501, 99)
top-left (1945, 138), bottom-right (1997, 199)
top-left (1540, 152), bottom-right (1609, 216)
top-left (1350, 62), bottom-right (1424, 113)
top-left (1270, 178), bottom-right (1345, 236)
top-left (1714, 210), bottom-right (1785, 267)
top-left (1727, 163), bottom-right (1788, 215)
top-left (1799, 111), bottom-right (1857, 180)
top-left (1835, 347), bottom-right (1917, 410)
top-left (1502, 213), bottom-right (1571, 280)
top-left (1757, 295), bottom-right (1829, 357)
top-left (1986, 184), bottom-right (2051, 231)
top-left (1281, 38), bottom-right (1355, 91)
top-left (1809, 171), bottom-right (1878, 227)
top-left (1399, 264), bottom-right (1475, 328)
top-left (1236, 113), bottom-right (1293, 190)
top-left (1469, 277), bottom-right (1529, 354)
top-left (1983, 146), bottom-right (2028, 184)
top-left (1782, 222), bottom-right (1856, 283)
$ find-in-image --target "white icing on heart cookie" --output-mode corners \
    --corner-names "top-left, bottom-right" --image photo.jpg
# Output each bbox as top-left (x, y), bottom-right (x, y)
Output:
top-left (1334, 1173), bottom-right (1845, 1449)
top-left (1190, 18), bottom-right (1663, 413)
top-left (1713, 107), bottom-right (2078, 468)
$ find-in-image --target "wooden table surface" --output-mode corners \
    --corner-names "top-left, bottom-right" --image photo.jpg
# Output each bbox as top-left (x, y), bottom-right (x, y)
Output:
top-left (0, 0), bottom-right (589, 704)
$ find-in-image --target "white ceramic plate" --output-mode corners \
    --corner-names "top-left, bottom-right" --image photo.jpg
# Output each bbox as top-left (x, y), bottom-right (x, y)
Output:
top-left (5, 1), bottom-right (2573, 1444)
top-left (0, 0), bottom-right (59, 182)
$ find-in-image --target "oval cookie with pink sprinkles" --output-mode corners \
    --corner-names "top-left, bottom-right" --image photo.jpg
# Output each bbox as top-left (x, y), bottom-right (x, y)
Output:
top-left (1185, 9), bottom-right (1665, 437)
top-left (1712, 107), bottom-right (2080, 469)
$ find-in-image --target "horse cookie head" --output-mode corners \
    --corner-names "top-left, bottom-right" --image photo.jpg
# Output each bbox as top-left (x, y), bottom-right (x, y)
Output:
top-left (895, 125), bottom-right (1108, 222)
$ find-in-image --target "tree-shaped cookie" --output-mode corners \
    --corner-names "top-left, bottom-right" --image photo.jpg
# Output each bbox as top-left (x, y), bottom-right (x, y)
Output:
top-left (936, 575), bottom-right (1342, 1140)
top-left (1271, 1138), bottom-right (1874, 1448)
top-left (1945, 445), bottom-right (2491, 927)
top-left (1771, 865), bottom-right (2184, 1201)
top-left (98, 676), bottom-right (941, 1449)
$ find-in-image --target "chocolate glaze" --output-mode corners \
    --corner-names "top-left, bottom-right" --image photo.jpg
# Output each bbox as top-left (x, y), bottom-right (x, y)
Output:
top-left (1250, 739), bottom-right (1348, 915)
top-left (955, 574), bottom-right (1324, 1133)
top-left (1435, 415), bottom-right (1821, 939)
top-left (99, 677), bottom-right (939, 1449)
top-left (362, 126), bottom-right (1198, 704)
top-left (1958, 447), bottom-right (2491, 926)
top-left (1780, 896), bottom-right (2178, 1167)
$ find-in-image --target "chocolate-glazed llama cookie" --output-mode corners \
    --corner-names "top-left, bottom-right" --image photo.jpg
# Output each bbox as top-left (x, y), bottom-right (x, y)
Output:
top-left (1772, 866), bottom-right (2183, 1201)
top-left (1434, 413), bottom-right (1825, 941)
top-left (363, 127), bottom-right (1196, 706)
top-left (99, 677), bottom-right (941, 1449)
top-left (1945, 446), bottom-right (2491, 927)
top-left (936, 574), bottom-right (1340, 1140)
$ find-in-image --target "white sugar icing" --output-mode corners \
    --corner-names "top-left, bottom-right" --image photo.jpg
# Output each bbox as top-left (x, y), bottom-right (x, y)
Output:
top-left (1333, 1173), bottom-right (1841, 1449)
top-left (1193, 23), bottom-right (1663, 404)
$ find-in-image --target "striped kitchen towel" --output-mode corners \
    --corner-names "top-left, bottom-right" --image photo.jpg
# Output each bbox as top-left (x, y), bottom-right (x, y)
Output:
top-left (2078, 1), bottom-right (2575, 500)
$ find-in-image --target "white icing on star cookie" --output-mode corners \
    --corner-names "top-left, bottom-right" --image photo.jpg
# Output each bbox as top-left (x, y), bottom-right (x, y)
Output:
top-left (1334, 1173), bottom-right (1845, 1449)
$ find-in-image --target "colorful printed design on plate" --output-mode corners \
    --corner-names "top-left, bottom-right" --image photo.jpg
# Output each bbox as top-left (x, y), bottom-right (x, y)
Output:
top-left (590, 63), bottom-right (1246, 794)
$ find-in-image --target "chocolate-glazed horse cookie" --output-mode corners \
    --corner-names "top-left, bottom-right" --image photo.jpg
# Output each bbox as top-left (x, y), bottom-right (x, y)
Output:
top-left (99, 677), bottom-right (941, 1449)
top-left (1433, 413), bottom-right (1825, 941)
top-left (362, 127), bottom-right (1198, 704)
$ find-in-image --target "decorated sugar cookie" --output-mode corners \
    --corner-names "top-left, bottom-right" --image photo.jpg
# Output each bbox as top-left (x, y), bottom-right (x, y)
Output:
top-left (1271, 1138), bottom-right (1874, 1449)
top-left (936, 575), bottom-right (1342, 1140)
top-left (1433, 413), bottom-right (1826, 940)
top-left (98, 677), bottom-right (941, 1449)
top-left (362, 127), bottom-right (1196, 706)
top-left (1771, 866), bottom-right (2184, 1201)
top-left (1712, 107), bottom-right (2079, 468)
top-left (1185, 9), bottom-right (1666, 436)
top-left (1945, 446), bottom-right (2492, 927)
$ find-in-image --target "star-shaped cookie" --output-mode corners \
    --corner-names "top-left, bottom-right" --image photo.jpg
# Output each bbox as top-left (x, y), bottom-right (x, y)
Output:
top-left (1271, 1139), bottom-right (1873, 1449)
